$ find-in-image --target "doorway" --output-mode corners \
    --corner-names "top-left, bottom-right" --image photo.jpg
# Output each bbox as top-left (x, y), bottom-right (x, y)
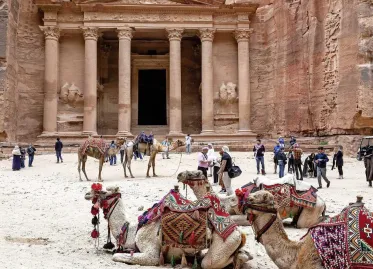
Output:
top-left (138, 69), bottom-right (167, 125)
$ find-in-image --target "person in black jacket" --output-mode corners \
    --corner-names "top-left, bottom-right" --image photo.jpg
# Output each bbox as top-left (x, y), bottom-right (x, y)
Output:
top-left (27, 144), bottom-right (36, 167)
top-left (332, 146), bottom-right (344, 179)
top-left (55, 138), bottom-right (63, 163)
top-left (277, 147), bottom-right (287, 178)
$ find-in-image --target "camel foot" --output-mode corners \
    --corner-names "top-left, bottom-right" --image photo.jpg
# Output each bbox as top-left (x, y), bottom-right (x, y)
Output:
top-left (79, 178), bottom-right (83, 182)
top-left (125, 175), bottom-right (128, 178)
top-left (146, 175), bottom-right (151, 178)
top-left (98, 179), bottom-right (103, 182)
top-left (87, 179), bottom-right (91, 182)
top-left (153, 175), bottom-right (158, 177)
top-left (234, 252), bottom-right (250, 269)
top-left (131, 176), bottom-right (135, 178)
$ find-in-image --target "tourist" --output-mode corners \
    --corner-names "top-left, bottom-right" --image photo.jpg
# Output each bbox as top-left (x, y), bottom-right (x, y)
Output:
top-left (303, 153), bottom-right (316, 178)
top-left (253, 139), bottom-right (266, 175)
top-left (290, 136), bottom-right (297, 147)
top-left (197, 147), bottom-right (210, 179)
top-left (133, 149), bottom-right (143, 161)
top-left (12, 145), bottom-right (21, 171)
top-left (315, 147), bottom-right (331, 189)
top-left (332, 146), bottom-right (344, 179)
top-left (278, 137), bottom-right (285, 148)
top-left (212, 152), bottom-right (220, 186)
top-left (293, 144), bottom-right (303, 180)
top-left (20, 146), bottom-right (26, 168)
top-left (288, 149), bottom-right (295, 174)
top-left (109, 141), bottom-right (117, 165)
top-left (55, 138), bottom-right (63, 163)
top-left (27, 143), bottom-right (36, 167)
top-left (185, 134), bottom-right (192, 154)
top-left (207, 143), bottom-right (215, 177)
top-left (120, 142), bottom-right (126, 163)
top-left (273, 142), bottom-right (281, 174)
top-left (277, 147), bottom-right (287, 178)
top-left (218, 146), bottom-right (233, 195)
top-left (161, 137), bottom-right (171, 159)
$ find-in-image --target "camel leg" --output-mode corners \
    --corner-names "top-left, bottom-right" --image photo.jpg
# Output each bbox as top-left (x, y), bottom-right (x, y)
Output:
top-left (98, 157), bottom-right (104, 182)
top-left (151, 152), bottom-right (157, 177)
top-left (127, 156), bottom-right (135, 178)
top-left (112, 252), bottom-right (159, 266)
top-left (82, 156), bottom-right (89, 181)
top-left (201, 230), bottom-right (242, 269)
top-left (78, 156), bottom-right (83, 181)
top-left (146, 156), bottom-right (152, 178)
top-left (123, 154), bottom-right (128, 178)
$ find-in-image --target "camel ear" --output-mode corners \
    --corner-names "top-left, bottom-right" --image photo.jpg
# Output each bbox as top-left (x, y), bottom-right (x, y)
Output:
top-left (262, 192), bottom-right (270, 203)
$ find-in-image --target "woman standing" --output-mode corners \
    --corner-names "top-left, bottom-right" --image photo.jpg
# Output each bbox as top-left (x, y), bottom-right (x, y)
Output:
top-left (332, 146), bottom-right (344, 179)
top-left (197, 147), bottom-right (210, 179)
top-left (20, 146), bottom-right (26, 168)
top-left (218, 146), bottom-right (233, 195)
top-left (12, 145), bottom-right (21, 171)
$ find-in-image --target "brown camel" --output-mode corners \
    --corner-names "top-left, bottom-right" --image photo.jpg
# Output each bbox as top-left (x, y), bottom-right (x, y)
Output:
top-left (78, 137), bottom-right (125, 182)
top-left (122, 138), bottom-right (184, 178)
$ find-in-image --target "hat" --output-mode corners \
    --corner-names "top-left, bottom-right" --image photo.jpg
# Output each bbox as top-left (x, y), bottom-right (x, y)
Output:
top-left (202, 147), bottom-right (209, 150)
top-left (208, 143), bottom-right (213, 146)
top-left (222, 146), bottom-right (230, 153)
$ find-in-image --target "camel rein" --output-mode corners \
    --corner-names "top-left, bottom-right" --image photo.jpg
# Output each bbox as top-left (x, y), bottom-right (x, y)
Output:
top-left (244, 204), bottom-right (278, 243)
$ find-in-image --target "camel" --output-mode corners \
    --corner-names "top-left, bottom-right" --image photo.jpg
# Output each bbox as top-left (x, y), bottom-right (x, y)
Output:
top-left (177, 171), bottom-right (325, 228)
top-left (78, 137), bottom-right (125, 182)
top-left (84, 184), bottom-right (251, 268)
top-left (122, 138), bottom-right (184, 178)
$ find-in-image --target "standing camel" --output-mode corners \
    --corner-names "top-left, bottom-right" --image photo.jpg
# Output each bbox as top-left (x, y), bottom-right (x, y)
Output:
top-left (78, 137), bottom-right (125, 181)
top-left (123, 138), bottom-right (184, 178)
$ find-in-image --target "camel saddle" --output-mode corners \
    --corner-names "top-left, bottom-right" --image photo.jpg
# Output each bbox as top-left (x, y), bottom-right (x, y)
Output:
top-left (137, 190), bottom-right (237, 250)
top-left (306, 204), bottom-right (373, 269)
top-left (79, 138), bottom-right (108, 155)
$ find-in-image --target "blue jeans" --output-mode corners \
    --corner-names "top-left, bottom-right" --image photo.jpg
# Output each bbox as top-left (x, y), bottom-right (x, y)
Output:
top-left (56, 150), bottom-right (63, 162)
top-left (20, 158), bottom-right (25, 168)
top-left (256, 156), bottom-right (265, 173)
top-left (134, 151), bottom-right (143, 160)
top-left (28, 155), bottom-right (34, 167)
top-left (278, 161), bottom-right (285, 178)
top-left (186, 144), bottom-right (191, 154)
top-left (110, 155), bottom-right (117, 165)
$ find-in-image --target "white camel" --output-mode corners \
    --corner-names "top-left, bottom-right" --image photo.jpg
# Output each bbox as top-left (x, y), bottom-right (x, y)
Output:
top-left (84, 184), bottom-right (251, 268)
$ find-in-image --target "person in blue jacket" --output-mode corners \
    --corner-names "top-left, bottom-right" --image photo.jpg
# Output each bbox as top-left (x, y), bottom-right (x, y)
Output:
top-left (273, 142), bottom-right (281, 174)
top-left (314, 147), bottom-right (331, 189)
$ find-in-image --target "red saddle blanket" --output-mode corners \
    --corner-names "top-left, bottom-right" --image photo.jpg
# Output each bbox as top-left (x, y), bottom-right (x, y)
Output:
top-left (79, 138), bottom-right (108, 155)
top-left (307, 205), bottom-right (373, 269)
top-left (138, 190), bottom-right (237, 241)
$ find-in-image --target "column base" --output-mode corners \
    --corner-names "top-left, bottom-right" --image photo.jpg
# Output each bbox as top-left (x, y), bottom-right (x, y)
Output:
top-left (238, 129), bottom-right (256, 135)
top-left (168, 131), bottom-right (184, 137)
top-left (116, 131), bottom-right (133, 137)
top-left (40, 131), bottom-right (58, 137)
top-left (200, 130), bottom-right (215, 135)
top-left (82, 131), bottom-right (98, 136)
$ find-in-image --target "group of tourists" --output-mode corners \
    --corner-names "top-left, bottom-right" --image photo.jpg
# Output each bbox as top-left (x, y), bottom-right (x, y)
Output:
top-left (197, 144), bottom-right (234, 195)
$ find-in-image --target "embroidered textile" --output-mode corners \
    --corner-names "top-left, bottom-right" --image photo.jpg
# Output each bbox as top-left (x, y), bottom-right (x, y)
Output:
top-left (79, 138), bottom-right (108, 155)
top-left (308, 205), bottom-right (373, 269)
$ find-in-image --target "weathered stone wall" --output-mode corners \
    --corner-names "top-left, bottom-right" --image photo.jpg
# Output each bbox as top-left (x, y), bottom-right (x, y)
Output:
top-left (0, 0), bottom-right (8, 141)
top-left (250, 0), bottom-right (368, 137)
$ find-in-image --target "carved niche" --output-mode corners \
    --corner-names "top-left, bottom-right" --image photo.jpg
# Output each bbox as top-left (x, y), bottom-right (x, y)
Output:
top-left (60, 82), bottom-right (84, 107)
top-left (219, 82), bottom-right (238, 104)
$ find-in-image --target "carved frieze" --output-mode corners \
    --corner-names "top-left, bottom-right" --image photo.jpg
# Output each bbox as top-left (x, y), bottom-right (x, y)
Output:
top-left (40, 26), bottom-right (60, 40)
top-left (233, 28), bottom-right (253, 41)
top-left (82, 27), bottom-right (99, 40)
top-left (166, 28), bottom-right (184, 41)
top-left (84, 12), bottom-right (211, 22)
top-left (58, 13), bottom-right (84, 23)
top-left (214, 14), bottom-right (238, 23)
top-left (117, 27), bottom-right (133, 40)
top-left (199, 28), bottom-right (215, 41)
top-left (74, 0), bottom-right (183, 4)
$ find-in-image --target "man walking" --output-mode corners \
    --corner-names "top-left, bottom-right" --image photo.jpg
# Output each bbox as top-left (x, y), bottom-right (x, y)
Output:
top-left (27, 143), bottom-right (36, 167)
top-left (185, 134), bottom-right (192, 155)
top-left (55, 138), bottom-right (63, 163)
top-left (293, 144), bottom-right (303, 180)
top-left (253, 139), bottom-right (266, 175)
top-left (273, 142), bottom-right (281, 174)
top-left (315, 146), bottom-right (330, 189)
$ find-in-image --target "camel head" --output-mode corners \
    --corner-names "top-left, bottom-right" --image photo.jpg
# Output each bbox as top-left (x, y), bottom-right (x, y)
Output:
top-left (85, 183), bottom-right (121, 202)
top-left (170, 139), bottom-right (185, 149)
top-left (244, 190), bottom-right (276, 216)
top-left (116, 137), bottom-right (126, 146)
top-left (177, 170), bottom-right (209, 188)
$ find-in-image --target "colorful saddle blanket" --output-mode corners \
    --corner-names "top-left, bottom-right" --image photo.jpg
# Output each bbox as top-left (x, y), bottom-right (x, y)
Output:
top-left (138, 190), bottom-right (237, 244)
top-left (239, 182), bottom-right (317, 210)
top-left (308, 205), bottom-right (373, 269)
top-left (79, 138), bottom-right (108, 155)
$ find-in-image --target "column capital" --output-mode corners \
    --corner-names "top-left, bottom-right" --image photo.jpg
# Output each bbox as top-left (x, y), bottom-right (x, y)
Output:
top-left (234, 28), bottom-right (254, 42)
top-left (40, 26), bottom-right (60, 41)
top-left (199, 28), bottom-right (215, 42)
top-left (117, 27), bottom-right (133, 40)
top-left (82, 27), bottom-right (99, 41)
top-left (166, 28), bottom-right (184, 41)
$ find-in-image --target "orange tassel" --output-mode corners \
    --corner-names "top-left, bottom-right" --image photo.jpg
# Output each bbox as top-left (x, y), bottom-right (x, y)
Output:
top-left (281, 208), bottom-right (287, 218)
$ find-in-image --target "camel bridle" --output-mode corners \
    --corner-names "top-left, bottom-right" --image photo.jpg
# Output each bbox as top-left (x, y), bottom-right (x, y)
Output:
top-left (243, 203), bottom-right (278, 243)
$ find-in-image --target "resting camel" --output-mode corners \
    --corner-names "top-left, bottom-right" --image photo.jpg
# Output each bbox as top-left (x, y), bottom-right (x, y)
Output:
top-left (177, 171), bottom-right (325, 228)
top-left (78, 137), bottom-right (125, 182)
top-left (245, 191), bottom-right (373, 269)
top-left (84, 184), bottom-right (251, 268)
top-left (122, 138), bottom-right (184, 178)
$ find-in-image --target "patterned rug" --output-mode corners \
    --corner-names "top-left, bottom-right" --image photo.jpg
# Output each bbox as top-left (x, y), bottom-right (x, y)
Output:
top-left (137, 190), bottom-right (237, 242)
top-left (308, 204), bottom-right (373, 269)
top-left (79, 138), bottom-right (108, 155)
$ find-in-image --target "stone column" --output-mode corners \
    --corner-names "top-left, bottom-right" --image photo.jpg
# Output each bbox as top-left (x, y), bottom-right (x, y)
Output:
top-left (199, 28), bottom-right (215, 134)
top-left (117, 27), bottom-right (133, 136)
top-left (40, 26), bottom-right (60, 134)
top-left (234, 28), bottom-right (253, 133)
top-left (82, 27), bottom-right (99, 135)
top-left (167, 28), bottom-right (184, 135)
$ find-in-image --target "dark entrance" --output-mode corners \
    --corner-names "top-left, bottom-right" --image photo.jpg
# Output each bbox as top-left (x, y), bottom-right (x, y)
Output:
top-left (138, 69), bottom-right (167, 125)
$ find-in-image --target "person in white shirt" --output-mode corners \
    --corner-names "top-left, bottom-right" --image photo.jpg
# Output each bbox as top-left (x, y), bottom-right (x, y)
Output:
top-left (161, 137), bottom-right (171, 159)
top-left (185, 134), bottom-right (192, 154)
top-left (207, 143), bottom-right (215, 177)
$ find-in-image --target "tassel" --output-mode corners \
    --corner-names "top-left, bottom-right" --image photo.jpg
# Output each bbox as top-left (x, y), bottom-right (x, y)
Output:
top-left (181, 253), bottom-right (187, 268)
top-left (192, 256), bottom-right (198, 269)
top-left (171, 255), bottom-right (176, 268)
top-left (192, 210), bottom-right (200, 220)
top-left (188, 231), bottom-right (196, 246)
top-left (159, 252), bottom-right (165, 266)
top-left (281, 208), bottom-right (287, 218)
top-left (179, 231), bottom-right (184, 243)
top-left (91, 229), bottom-right (99, 238)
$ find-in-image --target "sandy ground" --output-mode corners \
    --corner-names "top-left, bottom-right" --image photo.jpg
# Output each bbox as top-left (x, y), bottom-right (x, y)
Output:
top-left (1, 151), bottom-right (372, 269)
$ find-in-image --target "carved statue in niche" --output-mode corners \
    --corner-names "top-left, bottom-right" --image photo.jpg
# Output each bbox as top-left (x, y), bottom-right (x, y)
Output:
top-left (219, 82), bottom-right (238, 104)
top-left (60, 82), bottom-right (84, 107)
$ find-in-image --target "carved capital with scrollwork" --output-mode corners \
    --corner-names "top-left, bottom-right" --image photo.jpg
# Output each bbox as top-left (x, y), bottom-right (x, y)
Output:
top-left (166, 28), bottom-right (184, 41)
top-left (199, 28), bottom-right (215, 42)
top-left (234, 28), bottom-right (254, 42)
top-left (117, 27), bottom-right (133, 41)
top-left (82, 27), bottom-right (99, 41)
top-left (40, 26), bottom-right (60, 41)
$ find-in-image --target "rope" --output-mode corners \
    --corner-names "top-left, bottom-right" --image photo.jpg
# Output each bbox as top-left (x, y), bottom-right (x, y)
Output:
top-left (166, 151), bottom-right (183, 178)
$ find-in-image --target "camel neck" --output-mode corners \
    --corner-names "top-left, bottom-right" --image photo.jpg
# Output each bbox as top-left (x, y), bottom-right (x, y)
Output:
top-left (107, 199), bottom-right (128, 240)
top-left (187, 184), bottom-right (209, 200)
top-left (253, 213), bottom-right (302, 269)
